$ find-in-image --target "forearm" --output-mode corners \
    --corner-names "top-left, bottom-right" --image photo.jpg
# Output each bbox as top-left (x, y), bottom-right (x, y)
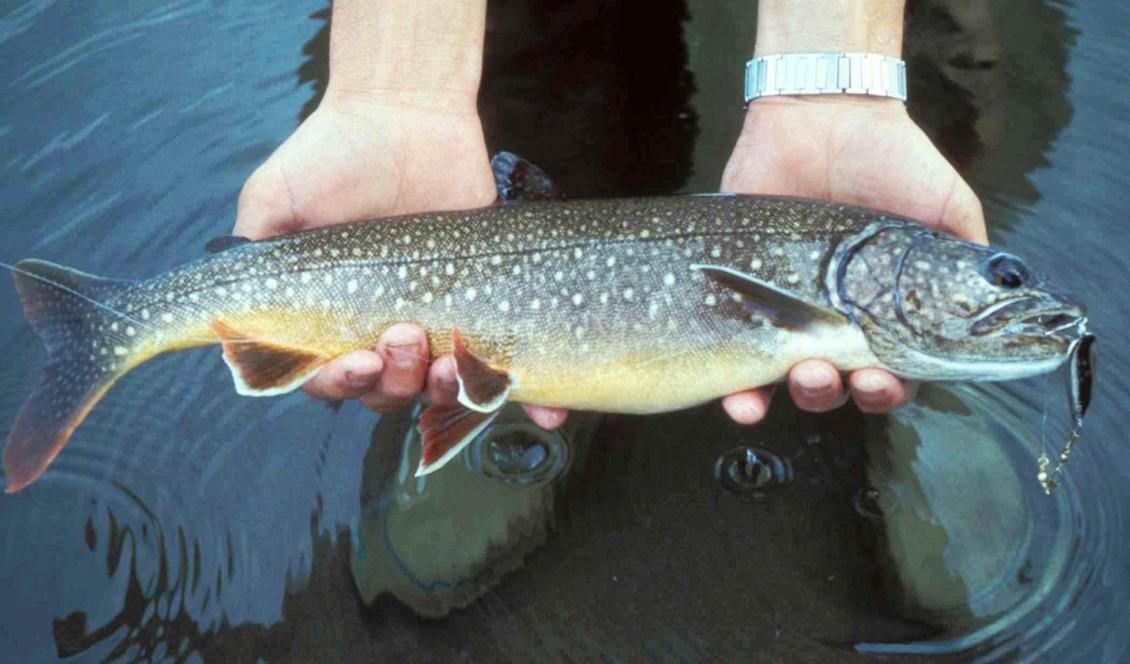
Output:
top-left (326, 0), bottom-right (487, 108)
top-left (753, 0), bottom-right (904, 57)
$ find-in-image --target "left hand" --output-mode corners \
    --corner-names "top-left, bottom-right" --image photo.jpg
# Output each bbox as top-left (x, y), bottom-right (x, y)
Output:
top-left (718, 95), bottom-right (987, 424)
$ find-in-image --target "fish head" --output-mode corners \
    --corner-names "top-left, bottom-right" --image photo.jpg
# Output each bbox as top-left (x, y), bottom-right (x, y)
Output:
top-left (833, 224), bottom-right (1086, 380)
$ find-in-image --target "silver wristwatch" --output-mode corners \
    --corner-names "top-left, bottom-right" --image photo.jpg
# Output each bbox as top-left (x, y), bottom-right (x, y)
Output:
top-left (744, 52), bottom-right (907, 103)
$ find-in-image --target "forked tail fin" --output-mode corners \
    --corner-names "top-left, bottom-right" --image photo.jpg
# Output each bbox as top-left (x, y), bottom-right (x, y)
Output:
top-left (3, 259), bottom-right (141, 493)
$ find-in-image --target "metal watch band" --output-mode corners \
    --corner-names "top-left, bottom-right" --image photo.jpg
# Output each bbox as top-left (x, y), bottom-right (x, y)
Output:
top-left (744, 52), bottom-right (907, 103)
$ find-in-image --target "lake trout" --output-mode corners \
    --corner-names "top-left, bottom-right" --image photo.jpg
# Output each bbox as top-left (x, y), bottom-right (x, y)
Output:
top-left (2, 170), bottom-right (1089, 493)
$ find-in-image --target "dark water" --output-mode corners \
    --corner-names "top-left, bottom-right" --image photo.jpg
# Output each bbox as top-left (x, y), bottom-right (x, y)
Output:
top-left (1, 0), bottom-right (1128, 661)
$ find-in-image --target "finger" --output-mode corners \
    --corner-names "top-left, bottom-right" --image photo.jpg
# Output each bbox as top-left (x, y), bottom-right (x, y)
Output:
top-left (424, 355), bottom-right (459, 405)
top-left (359, 324), bottom-right (429, 413)
top-left (302, 350), bottom-right (384, 401)
top-left (234, 163), bottom-right (298, 240)
top-left (849, 369), bottom-right (920, 414)
top-left (788, 360), bottom-right (848, 413)
top-left (521, 404), bottom-right (568, 430)
top-left (937, 177), bottom-right (988, 245)
top-left (721, 389), bottom-right (772, 425)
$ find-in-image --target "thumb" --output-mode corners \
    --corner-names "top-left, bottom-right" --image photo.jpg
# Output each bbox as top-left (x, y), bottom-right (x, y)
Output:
top-left (234, 162), bottom-right (300, 240)
top-left (935, 174), bottom-right (989, 246)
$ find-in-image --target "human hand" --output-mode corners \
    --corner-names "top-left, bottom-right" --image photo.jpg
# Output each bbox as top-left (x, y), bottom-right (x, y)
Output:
top-left (718, 95), bottom-right (987, 423)
top-left (234, 92), bottom-right (565, 429)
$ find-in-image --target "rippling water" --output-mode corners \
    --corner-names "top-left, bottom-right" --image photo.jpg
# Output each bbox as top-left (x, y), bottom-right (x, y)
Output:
top-left (2, 0), bottom-right (1128, 661)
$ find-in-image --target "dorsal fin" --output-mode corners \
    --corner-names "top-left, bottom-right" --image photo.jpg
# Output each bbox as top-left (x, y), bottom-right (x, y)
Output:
top-left (490, 151), bottom-right (561, 202)
top-left (690, 264), bottom-right (847, 328)
top-left (205, 235), bottom-right (251, 254)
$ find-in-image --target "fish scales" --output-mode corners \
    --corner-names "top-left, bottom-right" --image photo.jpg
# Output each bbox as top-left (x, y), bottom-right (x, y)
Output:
top-left (122, 196), bottom-right (877, 410)
top-left (3, 194), bottom-right (1087, 491)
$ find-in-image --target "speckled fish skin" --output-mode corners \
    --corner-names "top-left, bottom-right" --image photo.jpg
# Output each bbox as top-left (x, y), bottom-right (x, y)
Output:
top-left (3, 194), bottom-right (1086, 492)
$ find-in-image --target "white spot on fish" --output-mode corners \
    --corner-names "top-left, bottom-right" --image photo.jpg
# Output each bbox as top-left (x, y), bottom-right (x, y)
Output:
top-left (445, 263), bottom-right (455, 276)
top-left (640, 229), bottom-right (651, 239)
top-left (512, 265), bottom-right (522, 276)
top-left (572, 293), bottom-right (583, 306)
top-left (750, 258), bottom-right (763, 271)
top-left (705, 294), bottom-right (717, 306)
top-left (323, 274), bottom-right (333, 285)
top-left (554, 271), bottom-right (564, 282)
top-left (397, 266), bottom-right (407, 280)
top-left (809, 250), bottom-right (821, 261)
top-left (490, 255), bottom-right (502, 265)
top-left (346, 279), bottom-right (358, 294)
top-left (126, 326), bottom-right (135, 337)
top-left (786, 274), bottom-right (800, 284)
top-left (285, 286), bottom-right (295, 297)
top-left (300, 273), bottom-right (311, 284)
top-left (648, 302), bottom-right (659, 319)
top-left (531, 298), bottom-right (541, 310)
top-left (113, 346), bottom-right (128, 356)
top-left (161, 313), bottom-right (173, 323)
top-left (465, 287), bottom-right (477, 301)
top-left (664, 273), bottom-right (675, 286)
top-left (599, 292), bottom-right (609, 304)
top-left (110, 322), bottom-right (118, 332)
top-left (141, 309), bottom-right (150, 320)
top-left (623, 288), bottom-right (635, 301)
top-left (573, 248), bottom-right (583, 259)
top-left (606, 256), bottom-right (616, 268)
top-left (499, 300), bottom-right (510, 312)
top-left (710, 245), bottom-right (721, 258)
top-left (422, 292), bottom-right (434, 304)
top-left (574, 326), bottom-right (585, 339)
top-left (265, 278), bottom-right (278, 289)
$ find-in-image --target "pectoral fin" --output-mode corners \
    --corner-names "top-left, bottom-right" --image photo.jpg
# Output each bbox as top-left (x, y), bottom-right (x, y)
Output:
top-left (211, 321), bottom-right (330, 396)
top-left (416, 404), bottom-right (499, 477)
top-left (451, 329), bottom-right (511, 412)
top-left (690, 264), bottom-right (847, 328)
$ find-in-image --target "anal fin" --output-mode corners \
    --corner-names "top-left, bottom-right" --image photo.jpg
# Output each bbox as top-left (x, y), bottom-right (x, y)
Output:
top-left (416, 403), bottom-right (499, 477)
top-left (211, 321), bottom-right (330, 396)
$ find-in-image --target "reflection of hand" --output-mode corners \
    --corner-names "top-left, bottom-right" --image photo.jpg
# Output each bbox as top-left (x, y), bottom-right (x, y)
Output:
top-left (718, 96), bottom-right (988, 424)
top-left (233, 93), bottom-right (566, 428)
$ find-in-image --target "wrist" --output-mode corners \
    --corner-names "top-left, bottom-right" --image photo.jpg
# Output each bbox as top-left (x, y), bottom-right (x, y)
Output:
top-left (324, 0), bottom-right (485, 112)
top-left (753, 0), bottom-right (904, 57)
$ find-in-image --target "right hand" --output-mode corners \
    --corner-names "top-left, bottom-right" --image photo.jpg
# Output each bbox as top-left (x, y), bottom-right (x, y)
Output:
top-left (235, 90), bottom-right (566, 428)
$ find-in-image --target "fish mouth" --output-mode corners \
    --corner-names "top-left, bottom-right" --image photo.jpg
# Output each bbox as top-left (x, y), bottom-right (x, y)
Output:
top-left (970, 296), bottom-right (1085, 337)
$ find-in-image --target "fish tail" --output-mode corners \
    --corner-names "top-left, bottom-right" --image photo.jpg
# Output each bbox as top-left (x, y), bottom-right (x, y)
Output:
top-left (4, 259), bottom-right (143, 493)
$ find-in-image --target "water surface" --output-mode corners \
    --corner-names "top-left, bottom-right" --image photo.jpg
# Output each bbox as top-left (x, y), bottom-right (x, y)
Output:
top-left (2, 0), bottom-right (1129, 661)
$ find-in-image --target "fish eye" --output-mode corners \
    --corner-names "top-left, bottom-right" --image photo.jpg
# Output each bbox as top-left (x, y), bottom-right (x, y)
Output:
top-left (983, 253), bottom-right (1029, 289)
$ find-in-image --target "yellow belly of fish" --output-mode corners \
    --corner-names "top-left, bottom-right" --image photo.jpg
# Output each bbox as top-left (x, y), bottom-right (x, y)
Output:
top-left (508, 323), bottom-right (882, 414)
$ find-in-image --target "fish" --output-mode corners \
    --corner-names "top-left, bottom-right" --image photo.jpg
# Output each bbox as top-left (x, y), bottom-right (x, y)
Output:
top-left (1, 154), bottom-right (1089, 493)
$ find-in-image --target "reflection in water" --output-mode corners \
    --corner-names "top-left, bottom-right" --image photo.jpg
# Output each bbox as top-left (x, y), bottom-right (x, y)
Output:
top-left (857, 384), bottom-right (1112, 661)
top-left (352, 404), bottom-right (598, 617)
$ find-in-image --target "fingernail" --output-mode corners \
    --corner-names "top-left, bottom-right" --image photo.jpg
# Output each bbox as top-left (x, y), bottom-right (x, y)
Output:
top-left (799, 382), bottom-right (834, 400)
top-left (387, 342), bottom-right (422, 369)
top-left (855, 372), bottom-right (887, 395)
top-left (345, 369), bottom-right (378, 389)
